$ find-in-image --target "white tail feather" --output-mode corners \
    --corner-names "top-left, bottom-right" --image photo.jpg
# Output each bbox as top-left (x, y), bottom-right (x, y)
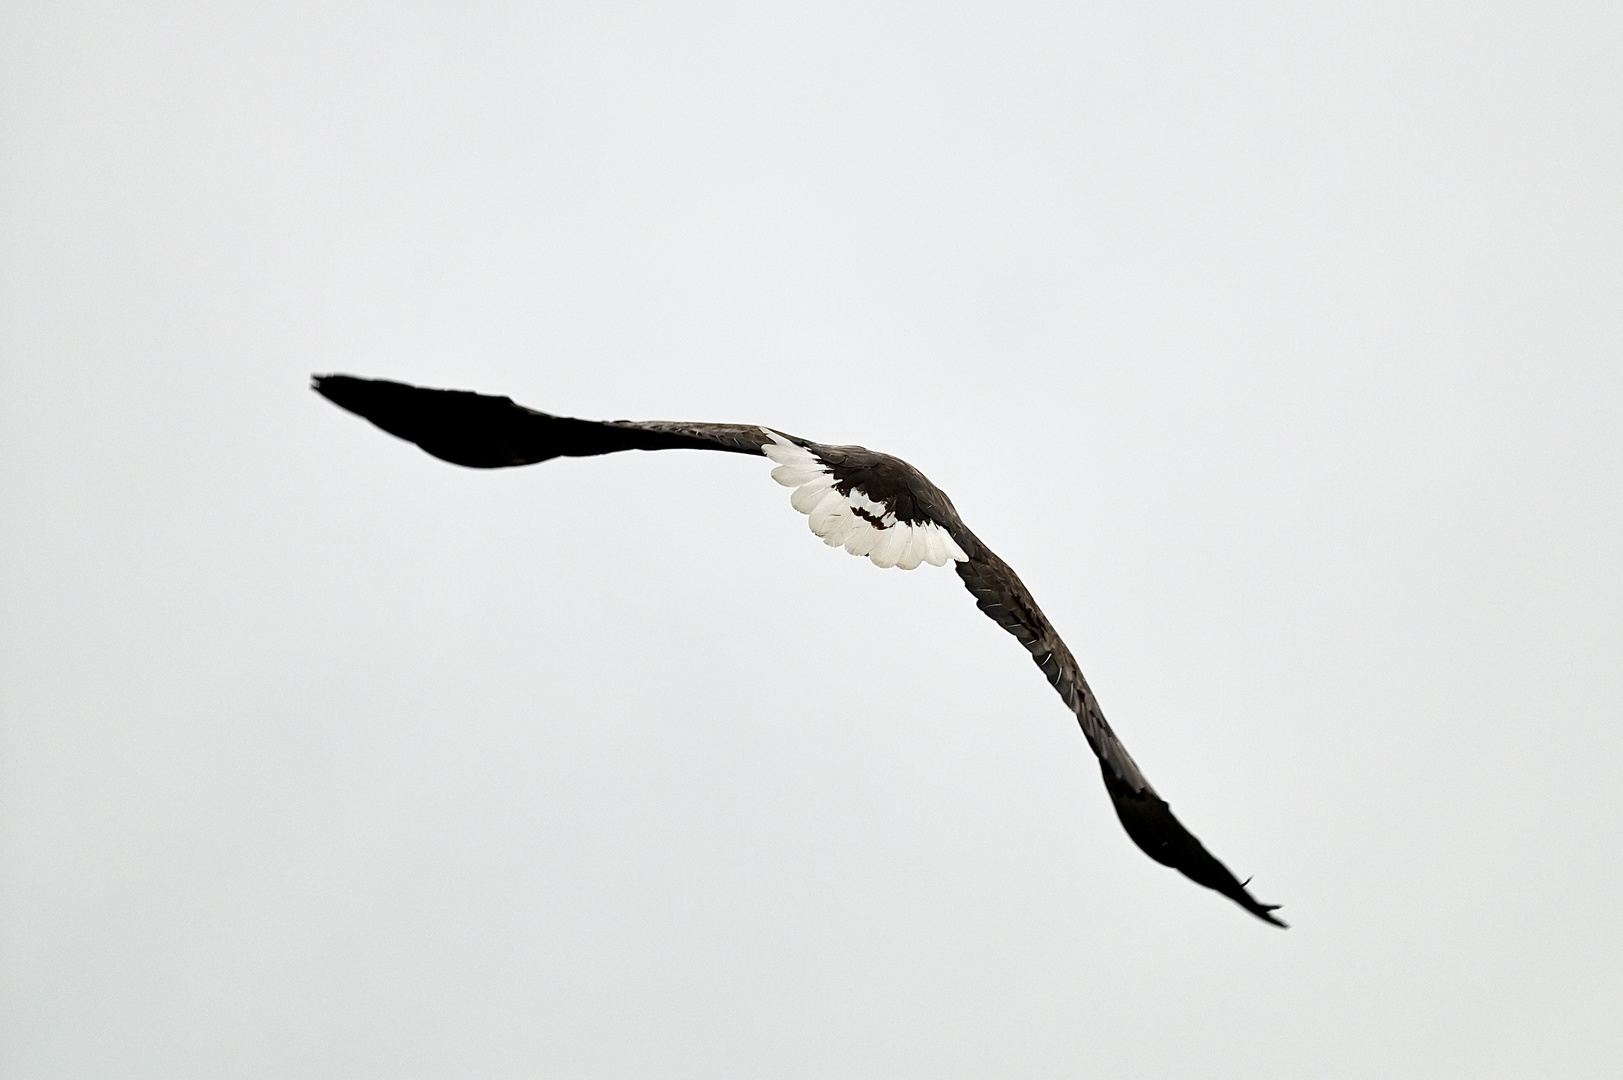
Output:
top-left (899, 527), bottom-right (931, 570)
top-left (869, 526), bottom-right (908, 569)
top-left (760, 430), bottom-right (968, 569)
top-left (790, 475), bottom-right (835, 513)
top-left (845, 522), bottom-right (881, 556)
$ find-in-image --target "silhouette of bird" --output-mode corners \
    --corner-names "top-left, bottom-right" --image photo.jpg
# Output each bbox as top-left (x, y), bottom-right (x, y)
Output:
top-left (314, 373), bottom-right (1285, 926)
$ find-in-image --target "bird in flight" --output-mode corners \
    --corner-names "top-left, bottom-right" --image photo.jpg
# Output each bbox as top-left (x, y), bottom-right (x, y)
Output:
top-left (313, 374), bottom-right (1285, 927)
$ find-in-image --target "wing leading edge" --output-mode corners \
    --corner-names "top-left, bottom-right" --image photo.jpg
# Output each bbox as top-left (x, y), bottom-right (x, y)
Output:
top-left (313, 374), bottom-right (1285, 926)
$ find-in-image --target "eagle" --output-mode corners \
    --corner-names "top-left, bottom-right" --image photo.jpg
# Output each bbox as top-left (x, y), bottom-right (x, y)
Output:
top-left (313, 374), bottom-right (1285, 926)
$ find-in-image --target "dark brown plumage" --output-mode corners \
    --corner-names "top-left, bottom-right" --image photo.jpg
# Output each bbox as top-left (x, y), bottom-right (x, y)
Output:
top-left (313, 373), bottom-right (1285, 927)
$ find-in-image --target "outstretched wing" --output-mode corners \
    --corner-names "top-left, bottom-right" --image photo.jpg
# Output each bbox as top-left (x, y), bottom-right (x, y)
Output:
top-left (953, 546), bottom-right (1286, 925)
top-left (314, 373), bottom-right (1284, 926)
top-left (311, 373), bottom-right (775, 464)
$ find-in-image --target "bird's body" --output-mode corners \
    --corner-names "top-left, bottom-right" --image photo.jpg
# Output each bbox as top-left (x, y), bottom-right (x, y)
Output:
top-left (314, 374), bottom-right (1284, 926)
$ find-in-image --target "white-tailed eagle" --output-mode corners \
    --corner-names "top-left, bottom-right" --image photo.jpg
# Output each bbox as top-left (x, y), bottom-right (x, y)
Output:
top-left (314, 374), bottom-right (1285, 927)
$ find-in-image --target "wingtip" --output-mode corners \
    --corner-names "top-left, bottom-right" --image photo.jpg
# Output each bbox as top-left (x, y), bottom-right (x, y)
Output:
top-left (309, 372), bottom-right (349, 402)
top-left (309, 373), bottom-right (385, 417)
top-left (1236, 875), bottom-right (1288, 928)
top-left (1103, 768), bottom-right (1287, 929)
top-left (1208, 866), bottom-right (1287, 927)
top-left (1248, 901), bottom-right (1289, 929)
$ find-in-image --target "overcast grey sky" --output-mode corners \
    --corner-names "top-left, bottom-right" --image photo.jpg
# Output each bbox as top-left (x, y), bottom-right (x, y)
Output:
top-left (2, 2), bottom-right (1620, 1076)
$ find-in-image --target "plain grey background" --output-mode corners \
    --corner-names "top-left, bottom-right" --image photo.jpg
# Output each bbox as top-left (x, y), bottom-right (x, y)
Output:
top-left (3, 2), bottom-right (1620, 1076)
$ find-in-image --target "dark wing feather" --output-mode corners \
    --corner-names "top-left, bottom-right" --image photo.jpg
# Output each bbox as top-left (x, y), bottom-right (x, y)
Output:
top-left (952, 543), bottom-right (1286, 926)
top-left (311, 374), bottom-right (778, 465)
top-left (313, 373), bottom-right (1284, 926)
